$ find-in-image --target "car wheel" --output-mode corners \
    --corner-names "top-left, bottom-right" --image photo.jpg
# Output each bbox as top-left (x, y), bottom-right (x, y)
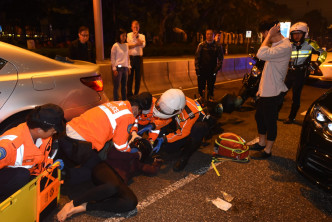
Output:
top-left (0, 111), bottom-right (31, 135)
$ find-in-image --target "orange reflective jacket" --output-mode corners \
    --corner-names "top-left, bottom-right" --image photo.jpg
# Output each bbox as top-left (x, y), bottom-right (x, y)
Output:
top-left (166, 97), bottom-right (204, 143)
top-left (67, 101), bottom-right (136, 152)
top-left (137, 97), bottom-right (172, 142)
top-left (0, 123), bottom-right (53, 175)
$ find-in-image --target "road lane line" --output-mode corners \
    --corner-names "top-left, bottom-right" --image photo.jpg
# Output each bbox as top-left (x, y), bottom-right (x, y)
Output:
top-left (104, 163), bottom-right (220, 222)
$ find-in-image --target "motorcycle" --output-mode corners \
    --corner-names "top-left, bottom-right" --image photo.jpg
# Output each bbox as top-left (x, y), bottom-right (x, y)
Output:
top-left (237, 54), bottom-right (265, 106)
top-left (218, 54), bottom-right (265, 113)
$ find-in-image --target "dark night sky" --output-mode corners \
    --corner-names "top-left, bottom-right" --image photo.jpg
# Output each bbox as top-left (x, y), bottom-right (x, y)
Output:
top-left (276, 0), bottom-right (332, 23)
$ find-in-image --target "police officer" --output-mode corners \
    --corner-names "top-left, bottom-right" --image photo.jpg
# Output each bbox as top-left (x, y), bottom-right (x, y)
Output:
top-left (195, 29), bottom-right (224, 101)
top-left (283, 22), bottom-right (327, 124)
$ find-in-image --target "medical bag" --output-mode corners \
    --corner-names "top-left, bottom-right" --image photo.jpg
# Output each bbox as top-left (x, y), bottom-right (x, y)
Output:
top-left (213, 132), bottom-right (249, 162)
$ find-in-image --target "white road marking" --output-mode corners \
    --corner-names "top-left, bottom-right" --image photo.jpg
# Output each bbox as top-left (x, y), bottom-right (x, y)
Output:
top-left (104, 164), bottom-right (219, 222)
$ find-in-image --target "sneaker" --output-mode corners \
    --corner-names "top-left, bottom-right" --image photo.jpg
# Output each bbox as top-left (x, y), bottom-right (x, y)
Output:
top-left (250, 150), bottom-right (272, 159)
top-left (173, 158), bottom-right (189, 172)
top-left (249, 143), bottom-right (265, 151)
top-left (283, 119), bottom-right (295, 124)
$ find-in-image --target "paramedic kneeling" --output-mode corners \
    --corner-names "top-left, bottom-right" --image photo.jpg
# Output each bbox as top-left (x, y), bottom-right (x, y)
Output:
top-left (0, 104), bottom-right (65, 201)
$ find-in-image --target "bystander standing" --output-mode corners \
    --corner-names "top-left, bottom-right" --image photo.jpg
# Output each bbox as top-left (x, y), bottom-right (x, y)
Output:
top-left (111, 29), bottom-right (131, 101)
top-left (249, 21), bottom-right (292, 159)
top-left (69, 26), bottom-right (95, 63)
top-left (195, 29), bottom-right (224, 101)
top-left (127, 20), bottom-right (146, 97)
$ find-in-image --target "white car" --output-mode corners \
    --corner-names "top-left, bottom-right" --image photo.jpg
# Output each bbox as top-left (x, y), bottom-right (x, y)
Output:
top-left (0, 41), bottom-right (109, 134)
top-left (310, 49), bottom-right (332, 81)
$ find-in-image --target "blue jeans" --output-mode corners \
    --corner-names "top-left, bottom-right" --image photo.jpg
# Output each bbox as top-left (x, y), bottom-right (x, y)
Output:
top-left (113, 67), bottom-right (128, 101)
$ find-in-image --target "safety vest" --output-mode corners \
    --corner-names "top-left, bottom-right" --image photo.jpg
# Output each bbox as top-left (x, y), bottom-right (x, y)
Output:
top-left (67, 101), bottom-right (137, 152)
top-left (137, 97), bottom-right (173, 143)
top-left (166, 97), bottom-right (204, 143)
top-left (290, 39), bottom-right (327, 67)
top-left (0, 123), bottom-right (53, 175)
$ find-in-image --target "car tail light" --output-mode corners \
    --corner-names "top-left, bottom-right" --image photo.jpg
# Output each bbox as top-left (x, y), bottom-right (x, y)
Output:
top-left (80, 75), bottom-right (104, 92)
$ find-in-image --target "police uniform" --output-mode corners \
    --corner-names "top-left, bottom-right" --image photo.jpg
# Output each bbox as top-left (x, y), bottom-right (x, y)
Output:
top-left (285, 39), bottom-right (327, 121)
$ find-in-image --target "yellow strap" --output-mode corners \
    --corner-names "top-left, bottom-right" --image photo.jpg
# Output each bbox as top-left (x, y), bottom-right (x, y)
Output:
top-left (215, 140), bottom-right (249, 154)
top-left (211, 161), bottom-right (220, 176)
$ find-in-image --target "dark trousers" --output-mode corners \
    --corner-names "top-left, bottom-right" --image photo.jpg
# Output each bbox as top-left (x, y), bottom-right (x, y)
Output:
top-left (58, 137), bottom-right (138, 213)
top-left (127, 56), bottom-right (142, 96)
top-left (163, 116), bottom-right (209, 160)
top-left (284, 68), bottom-right (306, 120)
top-left (255, 93), bottom-right (284, 141)
top-left (113, 67), bottom-right (128, 101)
top-left (75, 162), bottom-right (138, 213)
top-left (0, 167), bottom-right (31, 202)
top-left (197, 72), bottom-right (217, 98)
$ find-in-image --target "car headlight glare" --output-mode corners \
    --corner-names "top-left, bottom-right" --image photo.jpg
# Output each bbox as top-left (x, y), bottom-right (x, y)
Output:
top-left (328, 123), bottom-right (332, 132)
top-left (316, 111), bottom-right (326, 122)
top-left (311, 105), bottom-right (332, 136)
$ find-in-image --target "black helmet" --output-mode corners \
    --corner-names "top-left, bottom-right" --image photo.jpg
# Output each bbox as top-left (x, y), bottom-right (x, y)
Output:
top-left (130, 138), bottom-right (152, 162)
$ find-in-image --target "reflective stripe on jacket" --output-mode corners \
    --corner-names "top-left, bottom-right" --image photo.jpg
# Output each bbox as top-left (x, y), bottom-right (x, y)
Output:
top-left (67, 101), bottom-right (136, 152)
top-left (166, 97), bottom-right (204, 143)
top-left (137, 97), bottom-right (172, 143)
top-left (0, 123), bottom-right (52, 175)
top-left (290, 39), bottom-right (327, 67)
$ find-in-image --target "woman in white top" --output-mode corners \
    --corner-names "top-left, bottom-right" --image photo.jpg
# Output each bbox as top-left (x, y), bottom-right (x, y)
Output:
top-left (111, 29), bottom-right (131, 101)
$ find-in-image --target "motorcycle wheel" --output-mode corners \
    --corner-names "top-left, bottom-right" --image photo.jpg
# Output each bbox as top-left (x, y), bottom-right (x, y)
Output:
top-left (238, 85), bottom-right (250, 105)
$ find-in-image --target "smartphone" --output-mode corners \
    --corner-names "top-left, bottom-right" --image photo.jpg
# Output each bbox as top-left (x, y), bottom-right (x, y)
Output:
top-left (280, 22), bottom-right (291, 38)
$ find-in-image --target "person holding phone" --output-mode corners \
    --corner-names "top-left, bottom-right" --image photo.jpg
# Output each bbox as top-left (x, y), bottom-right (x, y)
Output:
top-left (127, 20), bottom-right (146, 97)
top-left (249, 21), bottom-right (292, 159)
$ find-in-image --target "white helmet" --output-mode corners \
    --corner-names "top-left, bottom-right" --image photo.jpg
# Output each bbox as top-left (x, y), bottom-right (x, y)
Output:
top-left (153, 89), bottom-right (186, 119)
top-left (290, 22), bottom-right (309, 39)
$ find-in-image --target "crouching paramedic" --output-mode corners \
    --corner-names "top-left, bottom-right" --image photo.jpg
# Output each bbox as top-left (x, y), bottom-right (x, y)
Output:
top-left (0, 104), bottom-right (65, 202)
top-left (58, 95), bottom-right (147, 184)
top-left (136, 92), bottom-right (173, 149)
top-left (56, 94), bottom-right (151, 221)
top-left (152, 89), bottom-right (213, 171)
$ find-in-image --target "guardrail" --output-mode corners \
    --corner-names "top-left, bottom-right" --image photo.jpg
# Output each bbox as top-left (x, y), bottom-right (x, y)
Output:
top-left (98, 56), bottom-right (251, 99)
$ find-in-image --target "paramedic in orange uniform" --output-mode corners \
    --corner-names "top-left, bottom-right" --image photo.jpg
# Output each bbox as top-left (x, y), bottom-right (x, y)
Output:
top-left (153, 89), bottom-right (213, 171)
top-left (136, 92), bottom-right (173, 144)
top-left (56, 94), bottom-right (152, 221)
top-left (58, 94), bottom-right (151, 185)
top-left (0, 104), bottom-right (65, 201)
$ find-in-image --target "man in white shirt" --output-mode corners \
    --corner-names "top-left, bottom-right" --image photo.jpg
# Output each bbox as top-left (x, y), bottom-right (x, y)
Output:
top-left (249, 21), bottom-right (292, 159)
top-left (127, 20), bottom-right (146, 97)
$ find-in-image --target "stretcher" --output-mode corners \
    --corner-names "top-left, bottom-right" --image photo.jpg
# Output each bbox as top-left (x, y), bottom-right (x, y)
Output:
top-left (0, 162), bottom-right (63, 222)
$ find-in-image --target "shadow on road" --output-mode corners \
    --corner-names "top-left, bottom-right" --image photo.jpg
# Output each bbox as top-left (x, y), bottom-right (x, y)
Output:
top-left (268, 155), bottom-right (332, 216)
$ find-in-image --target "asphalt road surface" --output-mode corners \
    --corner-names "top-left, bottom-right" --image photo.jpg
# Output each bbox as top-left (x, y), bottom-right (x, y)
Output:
top-left (47, 78), bottom-right (332, 222)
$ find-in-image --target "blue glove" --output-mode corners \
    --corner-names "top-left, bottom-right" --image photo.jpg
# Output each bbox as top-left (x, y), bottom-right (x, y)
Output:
top-left (138, 124), bottom-right (155, 136)
top-left (152, 137), bottom-right (164, 153)
top-left (54, 159), bottom-right (64, 170)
